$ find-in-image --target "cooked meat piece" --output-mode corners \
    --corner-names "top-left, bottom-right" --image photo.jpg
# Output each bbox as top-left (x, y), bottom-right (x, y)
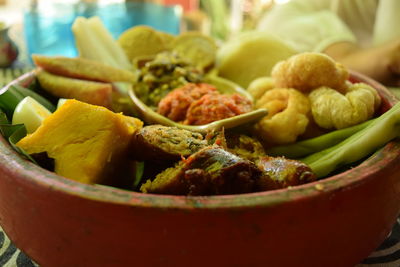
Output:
top-left (140, 146), bottom-right (262, 195)
top-left (184, 93), bottom-right (252, 125)
top-left (256, 156), bottom-right (316, 190)
top-left (225, 133), bottom-right (266, 161)
top-left (130, 125), bottom-right (208, 161)
top-left (157, 83), bottom-right (218, 121)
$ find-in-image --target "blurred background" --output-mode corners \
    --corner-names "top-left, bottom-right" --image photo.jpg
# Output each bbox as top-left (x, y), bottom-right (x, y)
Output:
top-left (0, 0), bottom-right (290, 69)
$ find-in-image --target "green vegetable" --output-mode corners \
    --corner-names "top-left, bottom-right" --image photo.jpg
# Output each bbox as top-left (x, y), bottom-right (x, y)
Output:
top-left (0, 83), bottom-right (55, 164)
top-left (133, 161), bottom-right (145, 190)
top-left (267, 119), bottom-right (375, 158)
top-left (0, 84), bottom-right (56, 120)
top-left (302, 102), bottom-right (400, 178)
top-left (0, 108), bottom-right (36, 164)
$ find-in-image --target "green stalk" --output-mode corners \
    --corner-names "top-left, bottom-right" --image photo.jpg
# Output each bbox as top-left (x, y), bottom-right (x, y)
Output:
top-left (301, 102), bottom-right (400, 178)
top-left (267, 118), bottom-right (375, 158)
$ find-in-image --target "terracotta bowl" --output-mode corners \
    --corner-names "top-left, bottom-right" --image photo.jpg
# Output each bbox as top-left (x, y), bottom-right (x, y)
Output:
top-left (0, 71), bottom-right (400, 267)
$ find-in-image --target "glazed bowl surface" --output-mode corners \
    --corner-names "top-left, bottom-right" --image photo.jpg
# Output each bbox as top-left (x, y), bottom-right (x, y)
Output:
top-left (0, 71), bottom-right (399, 267)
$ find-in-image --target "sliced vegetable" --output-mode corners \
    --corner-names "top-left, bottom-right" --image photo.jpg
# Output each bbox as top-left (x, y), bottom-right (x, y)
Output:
top-left (302, 102), bottom-right (400, 178)
top-left (72, 16), bottom-right (131, 70)
top-left (57, 98), bottom-right (68, 109)
top-left (12, 96), bottom-right (52, 134)
top-left (133, 161), bottom-right (145, 190)
top-left (0, 84), bottom-right (56, 120)
top-left (0, 109), bottom-right (36, 163)
top-left (268, 118), bottom-right (375, 158)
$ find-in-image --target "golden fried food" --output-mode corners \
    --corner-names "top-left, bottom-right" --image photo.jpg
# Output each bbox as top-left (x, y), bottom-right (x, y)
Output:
top-left (247, 76), bottom-right (275, 100)
top-left (254, 88), bottom-right (310, 145)
top-left (32, 54), bottom-right (136, 83)
top-left (158, 31), bottom-right (176, 50)
top-left (172, 31), bottom-right (217, 70)
top-left (118, 25), bottom-right (167, 62)
top-left (309, 83), bottom-right (381, 129)
top-left (37, 70), bottom-right (113, 108)
top-left (271, 52), bottom-right (349, 93)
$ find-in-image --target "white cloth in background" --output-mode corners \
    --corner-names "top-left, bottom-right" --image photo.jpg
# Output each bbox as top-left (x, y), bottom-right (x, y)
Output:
top-left (257, 0), bottom-right (400, 52)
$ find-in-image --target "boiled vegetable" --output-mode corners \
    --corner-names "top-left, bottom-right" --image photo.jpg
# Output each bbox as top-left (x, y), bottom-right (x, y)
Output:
top-left (16, 99), bottom-right (143, 185)
top-left (0, 84), bottom-right (55, 120)
top-left (267, 118), bottom-right (375, 158)
top-left (72, 16), bottom-right (131, 70)
top-left (301, 102), bottom-right (400, 178)
top-left (12, 96), bottom-right (52, 134)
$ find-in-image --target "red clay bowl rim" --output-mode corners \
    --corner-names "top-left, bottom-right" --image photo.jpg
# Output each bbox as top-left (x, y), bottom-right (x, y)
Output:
top-left (0, 70), bottom-right (399, 209)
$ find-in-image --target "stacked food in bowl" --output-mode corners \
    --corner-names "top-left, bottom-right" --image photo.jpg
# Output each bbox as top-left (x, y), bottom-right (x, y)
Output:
top-left (0, 16), bottom-right (400, 267)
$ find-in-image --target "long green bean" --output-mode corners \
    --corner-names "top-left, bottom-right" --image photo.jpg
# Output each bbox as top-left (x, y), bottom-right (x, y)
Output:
top-left (267, 119), bottom-right (375, 158)
top-left (301, 102), bottom-right (400, 178)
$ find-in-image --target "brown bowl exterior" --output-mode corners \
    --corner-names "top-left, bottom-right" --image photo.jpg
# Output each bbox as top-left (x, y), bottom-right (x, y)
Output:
top-left (0, 72), bottom-right (400, 267)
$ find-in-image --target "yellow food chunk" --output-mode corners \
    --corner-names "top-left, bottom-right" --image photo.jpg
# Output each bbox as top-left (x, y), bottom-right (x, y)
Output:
top-left (309, 83), bottom-right (381, 129)
top-left (271, 52), bottom-right (349, 93)
top-left (254, 88), bottom-right (310, 145)
top-left (17, 99), bottom-right (143, 185)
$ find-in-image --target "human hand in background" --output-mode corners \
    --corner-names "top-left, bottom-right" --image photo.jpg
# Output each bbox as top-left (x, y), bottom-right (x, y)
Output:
top-left (324, 38), bottom-right (400, 87)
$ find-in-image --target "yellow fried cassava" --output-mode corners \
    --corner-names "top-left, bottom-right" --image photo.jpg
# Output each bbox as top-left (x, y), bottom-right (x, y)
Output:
top-left (37, 70), bottom-right (113, 108)
top-left (16, 99), bottom-right (143, 185)
top-left (32, 54), bottom-right (136, 83)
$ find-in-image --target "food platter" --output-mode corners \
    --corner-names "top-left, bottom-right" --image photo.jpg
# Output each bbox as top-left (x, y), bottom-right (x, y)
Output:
top-left (0, 69), bottom-right (399, 266)
top-left (1, 13), bottom-right (400, 266)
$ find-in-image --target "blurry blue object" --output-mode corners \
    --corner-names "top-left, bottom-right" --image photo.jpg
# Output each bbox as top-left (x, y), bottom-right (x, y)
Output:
top-left (24, 2), bottom-right (182, 60)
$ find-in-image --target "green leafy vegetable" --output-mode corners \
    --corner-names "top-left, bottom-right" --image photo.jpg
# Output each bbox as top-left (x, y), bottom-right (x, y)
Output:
top-left (133, 161), bottom-right (145, 189)
top-left (0, 108), bottom-right (37, 163)
top-left (267, 119), bottom-right (375, 158)
top-left (0, 84), bottom-right (56, 120)
top-left (302, 102), bottom-right (400, 178)
top-left (14, 85), bottom-right (56, 112)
